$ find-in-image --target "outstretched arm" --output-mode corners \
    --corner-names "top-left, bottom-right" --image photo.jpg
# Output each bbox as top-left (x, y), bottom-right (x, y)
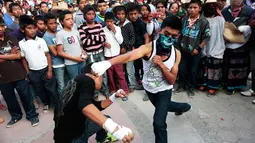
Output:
top-left (92, 43), bottom-right (152, 76)
top-left (109, 43), bottom-right (152, 65)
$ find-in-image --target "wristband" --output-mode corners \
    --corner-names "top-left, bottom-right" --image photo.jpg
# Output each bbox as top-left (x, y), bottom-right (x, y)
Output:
top-left (109, 89), bottom-right (124, 102)
top-left (109, 93), bottom-right (117, 102)
top-left (103, 118), bottom-right (118, 134)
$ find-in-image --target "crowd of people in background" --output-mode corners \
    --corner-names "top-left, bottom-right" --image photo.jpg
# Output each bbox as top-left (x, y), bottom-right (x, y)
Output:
top-left (0, 0), bottom-right (255, 142)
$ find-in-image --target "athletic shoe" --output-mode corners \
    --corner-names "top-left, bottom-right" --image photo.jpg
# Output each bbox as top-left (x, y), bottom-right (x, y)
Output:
top-left (143, 94), bottom-right (149, 101)
top-left (97, 133), bottom-right (118, 143)
top-left (31, 117), bottom-right (39, 127)
top-left (175, 85), bottom-right (185, 93)
top-left (0, 103), bottom-right (7, 111)
top-left (43, 105), bottom-right (49, 113)
top-left (241, 89), bottom-right (255, 97)
top-left (187, 88), bottom-right (195, 96)
top-left (122, 97), bottom-right (129, 101)
top-left (253, 99), bottom-right (255, 104)
top-left (175, 104), bottom-right (191, 116)
top-left (226, 90), bottom-right (235, 95)
top-left (6, 118), bottom-right (21, 128)
top-left (134, 85), bottom-right (144, 90)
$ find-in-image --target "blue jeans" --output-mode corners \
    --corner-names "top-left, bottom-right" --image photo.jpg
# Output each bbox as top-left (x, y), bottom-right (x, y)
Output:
top-left (28, 67), bottom-right (59, 107)
top-left (66, 62), bottom-right (86, 80)
top-left (53, 67), bottom-right (65, 95)
top-left (87, 52), bottom-right (109, 95)
top-left (146, 89), bottom-right (191, 143)
top-left (125, 56), bottom-right (138, 88)
top-left (72, 115), bottom-right (110, 143)
top-left (0, 79), bottom-right (38, 120)
top-left (178, 52), bottom-right (201, 88)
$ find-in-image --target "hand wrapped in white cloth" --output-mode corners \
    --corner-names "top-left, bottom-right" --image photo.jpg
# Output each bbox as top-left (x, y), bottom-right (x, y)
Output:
top-left (238, 25), bottom-right (251, 33)
top-left (91, 61), bottom-right (112, 76)
top-left (103, 118), bottom-right (133, 141)
top-left (109, 89), bottom-right (126, 102)
top-left (112, 125), bottom-right (133, 141)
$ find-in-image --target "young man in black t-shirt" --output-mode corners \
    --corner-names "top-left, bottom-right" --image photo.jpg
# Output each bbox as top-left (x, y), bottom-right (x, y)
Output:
top-left (54, 64), bottom-right (134, 143)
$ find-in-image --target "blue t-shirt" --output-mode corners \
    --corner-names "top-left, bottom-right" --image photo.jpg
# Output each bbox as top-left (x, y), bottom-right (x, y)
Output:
top-left (4, 13), bottom-right (13, 27)
top-left (43, 31), bottom-right (65, 68)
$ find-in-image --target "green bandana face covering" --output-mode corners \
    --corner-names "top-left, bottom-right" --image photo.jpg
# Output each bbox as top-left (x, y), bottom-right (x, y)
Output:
top-left (156, 34), bottom-right (176, 55)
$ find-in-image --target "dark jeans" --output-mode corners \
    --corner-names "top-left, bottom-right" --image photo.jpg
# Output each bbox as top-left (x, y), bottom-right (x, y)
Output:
top-left (72, 115), bottom-right (110, 143)
top-left (0, 79), bottom-right (38, 120)
top-left (146, 89), bottom-right (190, 143)
top-left (178, 51), bottom-right (201, 88)
top-left (252, 71), bottom-right (255, 91)
top-left (28, 67), bottom-right (58, 107)
top-left (134, 58), bottom-right (143, 81)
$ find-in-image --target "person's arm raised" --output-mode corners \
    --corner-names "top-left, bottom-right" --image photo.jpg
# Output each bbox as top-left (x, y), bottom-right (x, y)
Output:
top-left (92, 43), bottom-right (152, 76)
top-left (109, 43), bottom-right (152, 65)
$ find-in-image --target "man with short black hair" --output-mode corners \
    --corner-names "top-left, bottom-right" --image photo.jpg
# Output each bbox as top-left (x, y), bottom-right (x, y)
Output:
top-left (126, 2), bottom-right (149, 101)
top-left (43, 13), bottom-right (65, 95)
top-left (95, 0), bottom-right (108, 26)
top-left (40, 1), bottom-right (48, 15)
top-left (3, 0), bottom-right (14, 26)
top-left (8, 15), bottom-right (32, 41)
top-left (7, 2), bottom-right (22, 30)
top-left (92, 16), bottom-right (192, 143)
top-left (0, 16), bottom-right (39, 128)
top-left (78, 5), bottom-right (110, 99)
top-left (34, 15), bottom-right (46, 37)
top-left (74, 0), bottom-right (89, 26)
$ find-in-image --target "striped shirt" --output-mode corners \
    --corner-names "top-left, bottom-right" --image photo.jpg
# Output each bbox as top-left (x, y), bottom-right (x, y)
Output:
top-left (78, 22), bottom-right (106, 54)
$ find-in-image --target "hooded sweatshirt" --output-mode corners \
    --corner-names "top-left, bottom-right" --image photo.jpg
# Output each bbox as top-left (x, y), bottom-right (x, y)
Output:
top-left (177, 14), bottom-right (211, 53)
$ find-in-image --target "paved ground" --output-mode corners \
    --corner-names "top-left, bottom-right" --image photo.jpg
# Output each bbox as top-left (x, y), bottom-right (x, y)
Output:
top-left (0, 81), bottom-right (255, 143)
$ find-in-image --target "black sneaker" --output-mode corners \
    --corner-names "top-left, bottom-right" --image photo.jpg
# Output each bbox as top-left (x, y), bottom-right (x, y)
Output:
top-left (31, 117), bottom-right (39, 127)
top-left (6, 118), bottom-right (21, 128)
top-left (143, 94), bottom-right (149, 101)
top-left (134, 85), bottom-right (144, 90)
top-left (175, 85), bottom-right (185, 93)
top-left (226, 90), bottom-right (235, 95)
top-left (187, 88), bottom-right (195, 96)
top-left (175, 104), bottom-right (192, 116)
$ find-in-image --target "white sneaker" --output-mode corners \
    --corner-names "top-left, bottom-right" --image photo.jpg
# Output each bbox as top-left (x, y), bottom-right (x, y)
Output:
top-left (253, 99), bottom-right (255, 104)
top-left (43, 105), bottom-right (49, 113)
top-left (241, 89), bottom-right (255, 97)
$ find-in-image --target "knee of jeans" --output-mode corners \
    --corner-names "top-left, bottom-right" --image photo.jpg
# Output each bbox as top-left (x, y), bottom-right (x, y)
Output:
top-left (153, 120), bottom-right (166, 129)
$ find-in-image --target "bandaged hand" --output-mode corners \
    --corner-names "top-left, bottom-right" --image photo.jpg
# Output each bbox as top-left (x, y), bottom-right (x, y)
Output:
top-left (103, 118), bottom-right (133, 140)
top-left (113, 125), bottom-right (133, 141)
top-left (238, 25), bottom-right (251, 33)
top-left (109, 89), bottom-right (126, 102)
top-left (91, 61), bottom-right (111, 76)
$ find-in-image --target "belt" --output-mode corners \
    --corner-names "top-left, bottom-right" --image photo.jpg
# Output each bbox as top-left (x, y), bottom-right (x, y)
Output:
top-left (87, 49), bottom-right (103, 55)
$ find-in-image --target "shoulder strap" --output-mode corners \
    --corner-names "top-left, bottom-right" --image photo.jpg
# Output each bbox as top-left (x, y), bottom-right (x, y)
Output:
top-left (174, 47), bottom-right (177, 63)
